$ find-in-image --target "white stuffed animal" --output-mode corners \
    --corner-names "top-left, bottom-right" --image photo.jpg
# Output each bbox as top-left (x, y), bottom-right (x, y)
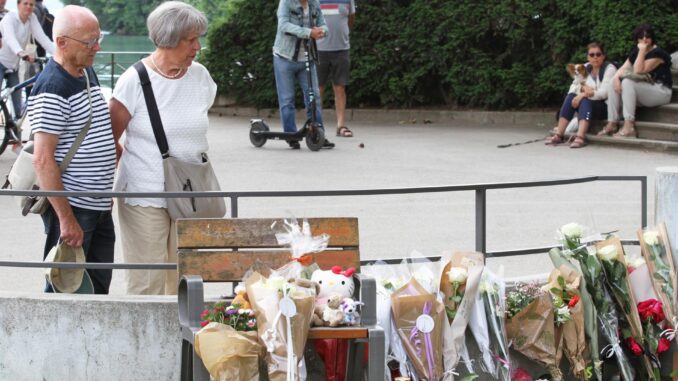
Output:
top-left (310, 266), bottom-right (356, 305)
top-left (340, 297), bottom-right (361, 326)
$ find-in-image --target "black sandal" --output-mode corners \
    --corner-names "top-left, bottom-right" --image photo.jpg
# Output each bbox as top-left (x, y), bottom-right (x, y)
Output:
top-left (336, 126), bottom-right (353, 137)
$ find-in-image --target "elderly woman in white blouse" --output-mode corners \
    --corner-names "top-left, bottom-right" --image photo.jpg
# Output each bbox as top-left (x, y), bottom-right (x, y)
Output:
top-left (0, 0), bottom-right (53, 116)
top-left (109, 1), bottom-right (216, 295)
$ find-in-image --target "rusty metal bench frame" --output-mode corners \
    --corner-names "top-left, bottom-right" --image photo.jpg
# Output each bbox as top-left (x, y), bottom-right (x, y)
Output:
top-left (177, 217), bottom-right (385, 381)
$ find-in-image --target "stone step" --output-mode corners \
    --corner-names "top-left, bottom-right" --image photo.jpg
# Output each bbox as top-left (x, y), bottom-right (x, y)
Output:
top-left (635, 121), bottom-right (678, 141)
top-left (566, 131), bottom-right (678, 152)
top-left (637, 103), bottom-right (678, 124)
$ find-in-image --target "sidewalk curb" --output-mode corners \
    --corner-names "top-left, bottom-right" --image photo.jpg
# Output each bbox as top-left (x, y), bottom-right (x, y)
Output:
top-left (209, 106), bottom-right (556, 128)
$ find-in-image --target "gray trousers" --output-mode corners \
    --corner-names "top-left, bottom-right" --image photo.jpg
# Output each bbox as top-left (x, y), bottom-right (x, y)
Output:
top-left (607, 79), bottom-right (672, 122)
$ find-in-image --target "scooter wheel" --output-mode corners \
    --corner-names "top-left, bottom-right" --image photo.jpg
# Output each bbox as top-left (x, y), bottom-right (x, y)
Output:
top-left (249, 121), bottom-right (269, 147)
top-left (305, 126), bottom-right (325, 151)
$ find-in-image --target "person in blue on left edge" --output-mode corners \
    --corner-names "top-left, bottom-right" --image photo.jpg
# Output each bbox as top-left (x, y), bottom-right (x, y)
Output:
top-left (29, 5), bottom-right (116, 294)
top-left (273, 0), bottom-right (334, 149)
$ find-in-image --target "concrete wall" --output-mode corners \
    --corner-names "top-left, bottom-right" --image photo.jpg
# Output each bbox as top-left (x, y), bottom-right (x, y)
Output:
top-left (0, 292), bottom-right (179, 381)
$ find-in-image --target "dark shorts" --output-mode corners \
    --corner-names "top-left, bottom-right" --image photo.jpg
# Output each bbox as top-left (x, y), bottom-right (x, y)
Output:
top-left (317, 50), bottom-right (350, 86)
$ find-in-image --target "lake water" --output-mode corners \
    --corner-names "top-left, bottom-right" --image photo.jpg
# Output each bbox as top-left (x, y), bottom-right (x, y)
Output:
top-left (95, 35), bottom-right (155, 90)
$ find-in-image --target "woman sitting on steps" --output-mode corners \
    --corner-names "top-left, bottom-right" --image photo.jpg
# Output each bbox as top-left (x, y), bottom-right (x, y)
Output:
top-left (601, 24), bottom-right (673, 139)
top-left (546, 42), bottom-right (616, 148)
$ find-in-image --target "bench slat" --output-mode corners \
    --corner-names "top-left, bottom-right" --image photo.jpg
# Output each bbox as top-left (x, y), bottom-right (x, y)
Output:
top-left (178, 249), bottom-right (360, 282)
top-left (309, 327), bottom-right (368, 339)
top-left (176, 218), bottom-right (359, 249)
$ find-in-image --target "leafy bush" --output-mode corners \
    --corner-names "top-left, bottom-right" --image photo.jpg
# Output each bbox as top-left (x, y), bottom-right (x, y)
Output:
top-left (202, 0), bottom-right (678, 110)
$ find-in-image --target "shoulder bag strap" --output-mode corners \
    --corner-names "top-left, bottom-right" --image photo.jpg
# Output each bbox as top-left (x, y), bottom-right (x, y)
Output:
top-left (133, 61), bottom-right (170, 158)
top-left (58, 68), bottom-right (93, 172)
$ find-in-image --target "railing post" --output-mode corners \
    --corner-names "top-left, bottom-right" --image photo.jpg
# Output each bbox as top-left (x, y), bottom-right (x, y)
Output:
top-left (110, 53), bottom-right (115, 89)
top-left (640, 176), bottom-right (647, 228)
top-left (475, 188), bottom-right (486, 258)
top-left (230, 196), bottom-right (238, 218)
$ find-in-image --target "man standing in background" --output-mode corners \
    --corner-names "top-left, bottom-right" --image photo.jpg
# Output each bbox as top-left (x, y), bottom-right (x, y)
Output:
top-left (317, 0), bottom-right (355, 138)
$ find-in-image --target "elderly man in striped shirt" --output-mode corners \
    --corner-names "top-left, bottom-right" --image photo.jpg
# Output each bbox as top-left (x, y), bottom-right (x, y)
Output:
top-left (29, 5), bottom-right (116, 294)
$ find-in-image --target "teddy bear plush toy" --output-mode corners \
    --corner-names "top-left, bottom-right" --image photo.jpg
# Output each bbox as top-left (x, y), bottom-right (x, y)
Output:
top-left (339, 298), bottom-right (361, 326)
top-left (231, 284), bottom-right (251, 309)
top-left (310, 266), bottom-right (360, 326)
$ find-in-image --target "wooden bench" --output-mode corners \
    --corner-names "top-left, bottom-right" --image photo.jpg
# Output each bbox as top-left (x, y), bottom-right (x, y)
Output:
top-left (177, 217), bottom-right (385, 381)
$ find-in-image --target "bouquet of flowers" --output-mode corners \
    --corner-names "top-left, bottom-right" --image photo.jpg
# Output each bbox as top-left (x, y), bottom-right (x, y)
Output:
top-left (554, 223), bottom-right (634, 381)
top-left (479, 268), bottom-right (511, 381)
top-left (246, 272), bottom-right (316, 381)
top-left (544, 266), bottom-right (587, 379)
top-left (638, 224), bottom-right (677, 338)
top-left (506, 272), bottom-right (563, 381)
top-left (194, 301), bottom-right (263, 381)
top-left (594, 238), bottom-right (655, 378)
top-left (362, 260), bottom-right (419, 380)
top-left (438, 252), bottom-right (484, 379)
top-left (628, 256), bottom-right (670, 380)
top-left (391, 277), bottom-right (445, 381)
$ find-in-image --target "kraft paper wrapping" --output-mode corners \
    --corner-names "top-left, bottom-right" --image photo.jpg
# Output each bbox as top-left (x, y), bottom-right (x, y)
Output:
top-left (506, 293), bottom-right (563, 372)
top-left (547, 266), bottom-right (586, 379)
top-left (246, 272), bottom-right (315, 381)
top-left (438, 252), bottom-right (484, 380)
top-left (639, 224), bottom-right (678, 329)
top-left (195, 322), bottom-right (263, 381)
top-left (391, 278), bottom-right (445, 381)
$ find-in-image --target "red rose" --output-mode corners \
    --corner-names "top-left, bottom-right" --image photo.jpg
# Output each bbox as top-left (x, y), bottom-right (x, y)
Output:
top-left (626, 337), bottom-right (643, 356)
top-left (568, 295), bottom-right (580, 308)
top-left (637, 299), bottom-right (665, 323)
top-left (657, 338), bottom-right (671, 354)
top-left (200, 309), bottom-right (209, 318)
top-left (627, 266), bottom-right (635, 274)
top-left (200, 320), bottom-right (209, 327)
top-left (511, 368), bottom-right (533, 381)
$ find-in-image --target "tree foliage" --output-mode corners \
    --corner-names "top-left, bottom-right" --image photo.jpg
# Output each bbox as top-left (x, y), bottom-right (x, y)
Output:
top-left (202, 0), bottom-right (677, 110)
top-left (63, 0), bottom-right (225, 35)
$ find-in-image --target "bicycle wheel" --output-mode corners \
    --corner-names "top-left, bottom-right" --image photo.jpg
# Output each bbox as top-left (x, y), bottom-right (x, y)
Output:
top-left (0, 100), bottom-right (15, 156)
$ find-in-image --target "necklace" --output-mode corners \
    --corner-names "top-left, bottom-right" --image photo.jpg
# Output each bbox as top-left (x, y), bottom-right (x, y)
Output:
top-left (150, 54), bottom-right (184, 79)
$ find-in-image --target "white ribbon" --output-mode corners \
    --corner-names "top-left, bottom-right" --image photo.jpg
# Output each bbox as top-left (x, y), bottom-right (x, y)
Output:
top-left (601, 342), bottom-right (622, 359)
top-left (443, 369), bottom-right (459, 376)
top-left (660, 317), bottom-right (678, 341)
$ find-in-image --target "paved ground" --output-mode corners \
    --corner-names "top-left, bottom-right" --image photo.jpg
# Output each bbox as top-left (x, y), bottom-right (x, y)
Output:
top-left (0, 112), bottom-right (675, 296)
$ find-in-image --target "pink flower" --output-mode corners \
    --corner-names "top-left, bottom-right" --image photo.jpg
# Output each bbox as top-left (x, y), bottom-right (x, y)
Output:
top-left (200, 320), bottom-right (209, 327)
top-left (200, 310), bottom-right (209, 318)
top-left (246, 319), bottom-right (256, 328)
top-left (626, 337), bottom-right (643, 356)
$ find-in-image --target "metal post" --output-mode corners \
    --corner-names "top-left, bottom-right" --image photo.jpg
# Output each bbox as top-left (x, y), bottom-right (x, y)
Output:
top-left (640, 176), bottom-right (647, 228)
top-left (475, 188), bottom-right (486, 258)
top-left (230, 196), bottom-right (238, 218)
top-left (110, 53), bottom-right (115, 89)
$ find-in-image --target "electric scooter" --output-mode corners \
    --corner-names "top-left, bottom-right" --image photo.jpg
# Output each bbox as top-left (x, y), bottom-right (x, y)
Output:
top-left (249, 37), bottom-right (327, 151)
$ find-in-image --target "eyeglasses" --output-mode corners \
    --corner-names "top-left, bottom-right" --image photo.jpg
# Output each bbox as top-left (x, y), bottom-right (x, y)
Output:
top-left (62, 34), bottom-right (104, 49)
top-left (588, 52), bottom-right (603, 57)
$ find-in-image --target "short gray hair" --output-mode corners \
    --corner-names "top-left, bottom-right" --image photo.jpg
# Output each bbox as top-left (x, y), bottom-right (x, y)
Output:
top-left (147, 1), bottom-right (208, 48)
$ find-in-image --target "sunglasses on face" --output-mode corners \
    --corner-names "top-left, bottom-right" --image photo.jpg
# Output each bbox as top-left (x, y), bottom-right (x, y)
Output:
top-left (588, 52), bottom-right (603, 57)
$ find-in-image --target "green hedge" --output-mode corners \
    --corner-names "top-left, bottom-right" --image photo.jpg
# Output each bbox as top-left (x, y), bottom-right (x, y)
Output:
top-left (201, 0), bottom-right (678, 110)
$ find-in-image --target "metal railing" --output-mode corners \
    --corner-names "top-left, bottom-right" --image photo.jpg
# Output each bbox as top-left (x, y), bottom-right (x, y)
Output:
top-left (0, 175), bottom-right (647, 271)
top-left (94, 51), bottom-right (152, 89)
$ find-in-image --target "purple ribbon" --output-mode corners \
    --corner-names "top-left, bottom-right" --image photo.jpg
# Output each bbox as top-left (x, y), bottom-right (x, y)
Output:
top-left (409, 301), bottom-right (436, 380)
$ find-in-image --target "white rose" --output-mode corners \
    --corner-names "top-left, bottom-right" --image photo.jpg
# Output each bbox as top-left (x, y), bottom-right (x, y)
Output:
top-left (597, 245), bottom-right (618, 262)
top-left (447, 267), bottom-right (468, 283)
top-left (643, 231), bottom-right (659, 246)
top-left (267, 276), bottom-right (286, 290)
top-left (561, 223), bottom-right (582, 239)
top-left (629, 257), bottom-right (646, 269)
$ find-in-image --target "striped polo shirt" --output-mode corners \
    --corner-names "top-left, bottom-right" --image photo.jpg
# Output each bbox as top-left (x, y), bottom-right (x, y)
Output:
top-left (27, 59), bottom-right (116, 210)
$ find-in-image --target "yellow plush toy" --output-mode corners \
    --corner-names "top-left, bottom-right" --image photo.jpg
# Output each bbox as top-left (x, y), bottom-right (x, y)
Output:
top-left (232, 284), bottom-right (251, 309)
